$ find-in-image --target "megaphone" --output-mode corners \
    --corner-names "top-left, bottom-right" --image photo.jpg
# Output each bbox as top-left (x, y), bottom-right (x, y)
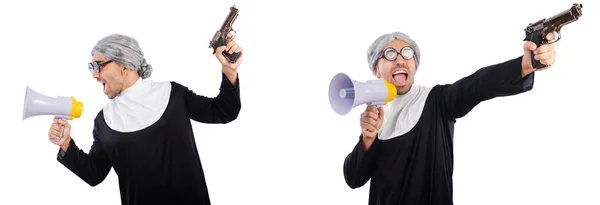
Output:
top-left (22, 86), bottom-right (84, 142)
top-left (22, 86), bottom-right (84, 120)
top-left (328, 73), bottom-right (397, 115)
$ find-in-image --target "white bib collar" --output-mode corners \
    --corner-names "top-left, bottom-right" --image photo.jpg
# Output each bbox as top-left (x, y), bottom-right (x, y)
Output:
top-left (378, 84), bottom-right (433, 140)
top-left (102, 77), bottom-right (172, 133)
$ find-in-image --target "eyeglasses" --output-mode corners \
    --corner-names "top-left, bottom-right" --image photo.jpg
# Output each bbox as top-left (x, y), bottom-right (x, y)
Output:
top-left (381, 46), bottom-right (414, 61)
top-left (88, 60), bottom-right (113, 74)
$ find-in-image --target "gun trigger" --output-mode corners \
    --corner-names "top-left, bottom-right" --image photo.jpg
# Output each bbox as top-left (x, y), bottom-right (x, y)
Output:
top-left (229, 30), bottom-right (237, 40)
top-left (554, 31), bottom-right (561, 43)
top-left (548, 31), bottom-right (561, 43)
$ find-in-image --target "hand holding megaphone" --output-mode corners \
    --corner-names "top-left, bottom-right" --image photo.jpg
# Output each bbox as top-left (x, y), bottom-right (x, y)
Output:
top-left (22, 86), bottom-right (83, 144)
top-left (360, 105), bottom-right (384, 139)
top-left (48, 118), bottom-right (72, 151)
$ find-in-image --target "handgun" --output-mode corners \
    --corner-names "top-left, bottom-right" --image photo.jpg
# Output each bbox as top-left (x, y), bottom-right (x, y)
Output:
top-left (524, 3), bottom-right (582, 69)
top-left (209, 5), bottom-right (241, 63)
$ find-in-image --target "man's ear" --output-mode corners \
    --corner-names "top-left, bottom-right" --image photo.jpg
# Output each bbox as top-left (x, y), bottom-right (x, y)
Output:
top-left (373, 65), bottom-right (381, 78)
top-left (121, 66), bottom-right (129, 76)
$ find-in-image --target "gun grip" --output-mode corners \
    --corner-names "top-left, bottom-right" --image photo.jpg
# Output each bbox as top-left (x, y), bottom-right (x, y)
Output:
top-left (222, 50), bottom-right (241, 63)
top-left (213, 36), bottom-right (241, 63)
top-left (530, 52), bottom-right (546, 69)
top-left (525, 31), bottom-right (548, 70)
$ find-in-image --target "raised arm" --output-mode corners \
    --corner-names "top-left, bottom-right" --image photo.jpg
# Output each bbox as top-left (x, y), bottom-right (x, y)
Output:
top-left (439, 35), bottom-right (558, 119)
top-left (438, 55), bottom-right (534, 119)
top-left (57, 126), bottom-right (112, 187)
top-left (181, 72), bottom-right (241, 124)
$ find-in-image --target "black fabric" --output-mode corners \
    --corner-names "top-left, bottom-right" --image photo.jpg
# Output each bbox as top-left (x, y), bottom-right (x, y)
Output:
top-left (57, 72), bottom-right (241, 205)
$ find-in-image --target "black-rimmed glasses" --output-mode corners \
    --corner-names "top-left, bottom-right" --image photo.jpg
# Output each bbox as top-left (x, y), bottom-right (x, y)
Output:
top-left (88, 60), bottom-right (113, 73)
top-left (381, 46), bottom-right (414, 61)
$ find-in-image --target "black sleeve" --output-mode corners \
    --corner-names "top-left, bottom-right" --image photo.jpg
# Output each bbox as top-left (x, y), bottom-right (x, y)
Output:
top-left (343, 135), bottom-right (377, 189)
top-left (439, 55), bottom-right (534, 119)
top-left (57, 127), bottom-right (113, 187)
top-left (182, 72), bottom-right (241, 124)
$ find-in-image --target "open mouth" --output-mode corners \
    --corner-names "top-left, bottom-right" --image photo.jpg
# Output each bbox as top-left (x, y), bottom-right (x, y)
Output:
top-left (102, 83), bottom-right (107, 93)
top-left (392, 70), bottom-right (408, 85)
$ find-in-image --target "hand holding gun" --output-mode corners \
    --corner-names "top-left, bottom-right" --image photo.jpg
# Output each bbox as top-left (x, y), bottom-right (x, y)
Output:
top-left (524, 3), bottom-right (583, 69)
top-left (209, 5), bottom-right (241, 63)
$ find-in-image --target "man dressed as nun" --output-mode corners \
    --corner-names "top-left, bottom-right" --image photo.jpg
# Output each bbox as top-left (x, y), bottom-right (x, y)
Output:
top-left (343, 31), bottom-right (558, 205)
top-left (47, 33), bottom-right (243, 205)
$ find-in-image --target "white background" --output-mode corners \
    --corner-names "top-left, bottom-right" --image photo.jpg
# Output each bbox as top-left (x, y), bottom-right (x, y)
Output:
top-left (1, 0), bottom-right (598, 204)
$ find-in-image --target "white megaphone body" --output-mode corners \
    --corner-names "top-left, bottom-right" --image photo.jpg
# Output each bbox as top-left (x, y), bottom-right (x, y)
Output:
top-left (23, 86), bottom-right (84, 142)
top-left (328, 73), bottom-right (397, 115)
top-left (22, 86), bottom-right (84, 121)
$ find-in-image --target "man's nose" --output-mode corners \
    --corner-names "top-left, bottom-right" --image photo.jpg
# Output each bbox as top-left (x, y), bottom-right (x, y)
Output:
top-left (394, 57), bottom-right (407, 65)
top-left (92, 72), bottom-right (100, 79)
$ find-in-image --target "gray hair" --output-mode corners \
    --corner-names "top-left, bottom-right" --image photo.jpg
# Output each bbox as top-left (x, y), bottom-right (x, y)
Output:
top-left (91, 34), bottom-right (153, 79)
top-left (367, 31), bottom-right (421, 72)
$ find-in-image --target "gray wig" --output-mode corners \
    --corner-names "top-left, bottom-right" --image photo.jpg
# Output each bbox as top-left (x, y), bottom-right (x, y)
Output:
top-left (91, 34), bottom-right (153, 79)
top-left (367, 31), bottom-right (421, 72)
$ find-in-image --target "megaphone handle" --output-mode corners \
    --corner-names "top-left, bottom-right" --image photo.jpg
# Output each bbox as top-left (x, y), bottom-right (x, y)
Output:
top-left (366, 102), bottom-right (383, 108)
top-left (52, 117), bottom-right (68, 143)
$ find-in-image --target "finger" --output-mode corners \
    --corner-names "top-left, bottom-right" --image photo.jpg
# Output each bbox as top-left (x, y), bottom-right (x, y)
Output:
top-left (226, 41), bottom-right (236, 51)
top-left (57, 135), bottom-right (69, 145)
top-left (49, 133), bottom-right (62, 142)
top-left (534, 44), bottom-right (554, 55)
top-left (534, 51), bottom-right (554, 61)
top-left (49, 137), bottom-right (61, 144)
top-left (49, 131), bottom-right (61, 138)
top-left (57, 119), bottom-right (70, 127)
top-left (377, 107), bottom-right (384, 121)
top-left (234, 46), bottom-right (243, 54)
top-left (50, 137), bottom-right (61, 144)
top-left (228, 44), bottom-right (239, 54)
top-left (524, 41), bottom-right (537, 52)
top-left (360, 111), bottom-right (370, 119)
top-left (546, 31), bottom-right (558, 42)
top-left (215, 46), bottom-right (227, 62)
top-left (361, 116), bottom-right (378, 126)
top-left (50, 129), bottom-right (63, 137)
top-left (360, 117), bottom-right (379, 126)
top-left (534, 51), bottom-right (554, 60)
top-left (216, 46), bottom-right (226, 54)
top-left (361, 121), bottom-right (376, 130)
top-left (361, 122), bottom-right (377, 132)
top-left (52, 123), bottom-right (62, 131)
top-left (363, 111), bottom-right (379, 121)
top-left (226, 33), bottom-right (233, 40)
top-left (366, 106), bottom-right (379, 113)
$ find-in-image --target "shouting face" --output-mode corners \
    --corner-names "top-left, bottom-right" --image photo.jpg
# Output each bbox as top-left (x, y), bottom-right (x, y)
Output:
top-left (373, 40), bottom-right (417, 95)
top-left (89, 52), bottom-right (126, 99)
